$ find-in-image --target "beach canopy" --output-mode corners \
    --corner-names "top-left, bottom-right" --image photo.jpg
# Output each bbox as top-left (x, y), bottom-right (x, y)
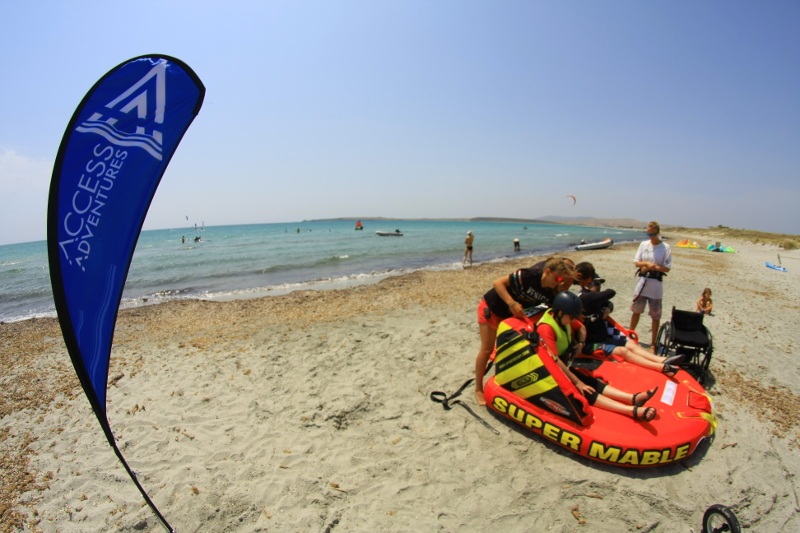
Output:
top-left (47, 55), bottom-right (205, 531)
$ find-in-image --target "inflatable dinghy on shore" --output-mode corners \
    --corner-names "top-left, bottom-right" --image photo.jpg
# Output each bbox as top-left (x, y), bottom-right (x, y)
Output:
top-left (484, 317), bottom-right (716, 467)
top-left (575, 238), bottom-right (613, 251)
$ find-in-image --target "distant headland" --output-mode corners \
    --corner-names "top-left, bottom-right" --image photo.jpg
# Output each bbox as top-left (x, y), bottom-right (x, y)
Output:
top-left (311, 216), bottom-right (648, 229)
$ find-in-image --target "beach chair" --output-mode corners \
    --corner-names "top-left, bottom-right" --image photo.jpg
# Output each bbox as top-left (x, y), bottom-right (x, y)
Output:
top-left (655, 307), bottom-right (713, 384)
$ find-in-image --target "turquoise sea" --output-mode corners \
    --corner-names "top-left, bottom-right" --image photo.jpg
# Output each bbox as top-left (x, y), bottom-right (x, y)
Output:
top-left (0, 219), bottom-right (641, 323)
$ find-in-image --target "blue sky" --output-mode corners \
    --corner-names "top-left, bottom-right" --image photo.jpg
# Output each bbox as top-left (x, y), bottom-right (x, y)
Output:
top-left (1, 1), bottom-right (798, 245)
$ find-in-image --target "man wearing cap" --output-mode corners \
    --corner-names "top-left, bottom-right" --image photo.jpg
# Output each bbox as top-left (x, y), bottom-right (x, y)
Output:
top-left (573, 261), bottom-right (601, 291)
top-left (463, 231), bottom-right (474, 268)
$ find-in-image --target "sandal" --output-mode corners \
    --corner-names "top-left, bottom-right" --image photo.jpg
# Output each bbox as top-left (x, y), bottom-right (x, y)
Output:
top-left (633, 405), bottom-right (656, 421)
top-left (632, 386), bottom-right (658, 407)
top-left (663, 363), bottom-right (678, 377)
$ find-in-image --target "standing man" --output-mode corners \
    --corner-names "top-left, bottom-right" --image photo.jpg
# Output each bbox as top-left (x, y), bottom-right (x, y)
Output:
top-left (463, 231), bottom-right (474, 268)
top-left (629, 221), bottom-right (672, 348)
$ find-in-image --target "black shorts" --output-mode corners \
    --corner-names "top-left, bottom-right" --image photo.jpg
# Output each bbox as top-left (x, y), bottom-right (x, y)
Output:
top-left (573, 371), bottom-right (607, 405)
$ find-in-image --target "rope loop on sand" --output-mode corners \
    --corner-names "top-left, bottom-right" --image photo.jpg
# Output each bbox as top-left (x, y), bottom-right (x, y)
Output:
top-left (430, 376), bottom-right (500, 435)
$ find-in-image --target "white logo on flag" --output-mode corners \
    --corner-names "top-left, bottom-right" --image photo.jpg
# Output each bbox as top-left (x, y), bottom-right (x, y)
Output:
top-left (75, 61), bottom-right (167, 160)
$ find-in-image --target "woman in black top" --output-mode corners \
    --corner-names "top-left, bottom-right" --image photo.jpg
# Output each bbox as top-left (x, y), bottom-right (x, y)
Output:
top-left (474, 256), bottom-right (576, 405)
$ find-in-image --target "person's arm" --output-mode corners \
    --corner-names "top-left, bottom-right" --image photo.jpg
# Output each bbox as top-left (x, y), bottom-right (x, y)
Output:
top-left (579, 289), bottom-right (616, 310)
top-left (652, 263), bottom-right (669, 273)
top-left (475, 349), bottom-right (490, 397)
top-left (634, 257), bottom-right (655, 273)
top-left (571, 319), bottom-right (587, 356)
top-left (538, 325), bottom-right (594, 395)
top-left (635, 243), bottom-right (672, 274)
top-left (554, 357), bottom-right (595, 395)
top-left (634, 243), bottom-right (646, 270)
top-left (638, 261), bottom-right (669, 274)
top-left (662, 246), bottom-right (673, 273)
top-left (492, 275), bottom-right (527, 320)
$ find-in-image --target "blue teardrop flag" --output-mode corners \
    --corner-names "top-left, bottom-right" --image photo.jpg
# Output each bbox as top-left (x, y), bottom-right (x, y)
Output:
top-left (47, 55), bottom-right (205, 531)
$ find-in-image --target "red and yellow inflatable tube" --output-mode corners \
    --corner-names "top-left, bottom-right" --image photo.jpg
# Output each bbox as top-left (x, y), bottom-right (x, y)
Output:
top-left (484, 317), bottom-right (716, 468)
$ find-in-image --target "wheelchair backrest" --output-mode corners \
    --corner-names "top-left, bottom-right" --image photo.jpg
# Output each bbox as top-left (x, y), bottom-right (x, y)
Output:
top-left (672, 308), bottom-right (705, 332)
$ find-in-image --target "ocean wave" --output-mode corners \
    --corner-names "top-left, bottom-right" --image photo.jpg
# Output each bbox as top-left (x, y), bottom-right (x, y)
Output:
top-left (0, 221), bottom-right (643, 323)
top-left (254, 254), bottom-right (356, 275)
top-left (116, 269), bottom-right (399, 309)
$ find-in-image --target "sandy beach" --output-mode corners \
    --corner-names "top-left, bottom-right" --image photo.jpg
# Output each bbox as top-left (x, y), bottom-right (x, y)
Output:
top-left (2, 231), bottom-right (799, 532)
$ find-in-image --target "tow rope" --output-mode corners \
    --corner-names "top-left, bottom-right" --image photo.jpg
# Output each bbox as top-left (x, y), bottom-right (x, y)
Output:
top-left (430, 364), bottom-right (500, 435)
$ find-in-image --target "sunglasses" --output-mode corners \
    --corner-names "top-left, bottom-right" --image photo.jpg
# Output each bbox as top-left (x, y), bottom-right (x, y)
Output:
top-left (647, 232), bottom-right (658, 237)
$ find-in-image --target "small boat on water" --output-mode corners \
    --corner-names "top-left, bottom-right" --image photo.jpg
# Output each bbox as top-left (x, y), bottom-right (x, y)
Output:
top-left (376, 230), bottom-right (403, 237)
top-left (575, 237), bottom-right (613, 251)
top-left (355, 221), bottom-right (364, 231)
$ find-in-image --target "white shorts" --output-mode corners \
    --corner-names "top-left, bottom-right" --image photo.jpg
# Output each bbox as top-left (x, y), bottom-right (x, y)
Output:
top-left (631, 296), bottom-right (662, 320)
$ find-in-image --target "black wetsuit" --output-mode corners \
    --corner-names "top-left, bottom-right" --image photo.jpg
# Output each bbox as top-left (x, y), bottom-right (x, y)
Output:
top-left (579, 288), bottom-right (617, 343)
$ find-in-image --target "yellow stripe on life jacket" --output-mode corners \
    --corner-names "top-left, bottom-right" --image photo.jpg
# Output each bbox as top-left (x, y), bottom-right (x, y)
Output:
top-left (536, 309), bottom-right (572, 359)
top-left (494, 321), bottom-right (560, 400)
top-left (492, 319), bottom-right (591, 426)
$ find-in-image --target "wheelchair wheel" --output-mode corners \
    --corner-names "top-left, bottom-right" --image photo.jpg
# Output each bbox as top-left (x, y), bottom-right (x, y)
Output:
top-left (654, 322), bottom-right (671, 356)
top-left (702, 504), bottom-right (741, 533)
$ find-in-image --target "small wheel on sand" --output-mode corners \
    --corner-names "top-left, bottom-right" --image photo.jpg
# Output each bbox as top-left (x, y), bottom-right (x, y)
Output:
top-left (702, 504), bottom-right (741, 533)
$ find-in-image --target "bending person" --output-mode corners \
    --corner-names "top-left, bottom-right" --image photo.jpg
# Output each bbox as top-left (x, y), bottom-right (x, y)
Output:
top-left (538, 292), bottom-right (658, 421)
top-left (474, 256), bottom-right (576, 405)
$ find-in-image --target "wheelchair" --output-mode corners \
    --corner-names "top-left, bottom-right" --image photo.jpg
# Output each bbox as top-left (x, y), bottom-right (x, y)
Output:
top-left (655, 307), bottom-right (713, 384)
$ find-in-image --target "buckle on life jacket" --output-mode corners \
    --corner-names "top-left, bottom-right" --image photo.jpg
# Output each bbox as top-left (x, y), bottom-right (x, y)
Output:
top-left (637, 270), bottom-right (665, 281)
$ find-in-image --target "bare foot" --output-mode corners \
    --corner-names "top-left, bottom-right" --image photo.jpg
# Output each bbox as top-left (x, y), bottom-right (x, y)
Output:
top-left (475, 389), bottom-right (486, 406)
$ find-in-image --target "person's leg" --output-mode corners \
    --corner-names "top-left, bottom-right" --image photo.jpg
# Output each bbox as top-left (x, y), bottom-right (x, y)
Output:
top-left (648, 298), bottom-right (663, 348)
top-left (613, 347), bottom-right (664, 372)
top-left (597, 384), bottom-right (658, 420)
top-left (625, 340), bottom-right (665, 363)
top-left (601, 383), bottom-right (656, 405)
top-left (474, 322), bottom-right (497, 405)
top-left (593, 393), bottom-right (655, 420)
top-left (592, 394), bottom-right (635, 417)
top-left (622, 340), bottom-right (681, 374)
top-left (629, 296), bottom-right (646, 331)
top-left (576, 374), bottom-right (657, 420)
top-left (650, 319), bottom-right (659, 347)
